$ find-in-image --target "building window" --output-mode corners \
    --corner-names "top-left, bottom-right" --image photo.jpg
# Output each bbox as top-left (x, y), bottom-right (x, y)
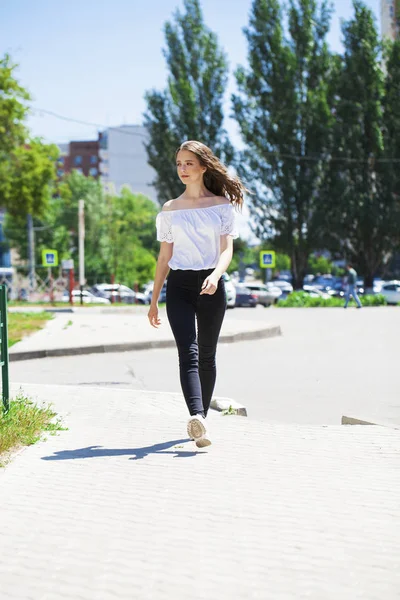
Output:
top-left (90, 155), bottom-right (97, 164)
top-left (74, 155), bottom-right (82, 165)
top-left (58, 157), bottom-right (64, 165)
top-left (89, 167), bottom-right (98, 177)
top-left (75, 168), bottom-right (83, 175)
top-left (99, 132), bottom-right (108, 150)
top-left (57, 169), bottom-right (64, 177)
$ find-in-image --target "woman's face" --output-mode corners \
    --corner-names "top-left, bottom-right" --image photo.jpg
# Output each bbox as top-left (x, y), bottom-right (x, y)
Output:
top-left (176, 150), bottom-right (206, 184)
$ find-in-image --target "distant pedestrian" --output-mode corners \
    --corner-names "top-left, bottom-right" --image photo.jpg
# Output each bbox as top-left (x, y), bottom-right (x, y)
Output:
top-left (148, 140), bottom-right (247, 448)
top-left (344, 264), bottom-right (362, 309)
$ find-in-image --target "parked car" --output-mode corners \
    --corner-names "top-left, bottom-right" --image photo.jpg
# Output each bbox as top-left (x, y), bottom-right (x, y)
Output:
top-left (90, 283), bottom-right (147, 304)
top-left (243, 282), bottom-right (282, 307)
top-left (265, 282), bottom-right (284, 304)
top-left (234, 284), bottom-right (258, 308)
top-left (372, 278), bottom-right (385, 293)
top-left (144, 274), bottom-right (236, 307)
top-left (380, 281), bottom-right (400, 305)
top-left (143, 282), bottom-right (167, 304)
top-left (62, 289), bottom-right (111, 305)
top-left (271, 279), bottom-right (294, 298)
top-left (222, 272), bottom-right (236, 308)
top-left (302, 285), bottom-right (331, 299)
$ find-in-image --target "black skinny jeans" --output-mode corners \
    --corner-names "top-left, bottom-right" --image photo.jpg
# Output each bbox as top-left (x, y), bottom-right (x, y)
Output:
top-left (166, 269), bottom-right (226, 417)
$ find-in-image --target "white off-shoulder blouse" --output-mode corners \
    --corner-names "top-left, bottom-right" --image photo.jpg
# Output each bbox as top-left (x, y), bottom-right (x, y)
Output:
top-left (156, 203), bottom-right (238, 271)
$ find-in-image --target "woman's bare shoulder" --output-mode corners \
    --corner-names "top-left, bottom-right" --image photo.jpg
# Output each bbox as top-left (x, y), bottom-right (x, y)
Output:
top-left (214, 197), bottom-right (231, 207)
top-left (161, 199), bottom-right (179, 212)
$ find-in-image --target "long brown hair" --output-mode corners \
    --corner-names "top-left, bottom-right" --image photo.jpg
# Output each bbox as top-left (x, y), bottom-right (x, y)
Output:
top-left (176, 140), bottom-right (248, 208)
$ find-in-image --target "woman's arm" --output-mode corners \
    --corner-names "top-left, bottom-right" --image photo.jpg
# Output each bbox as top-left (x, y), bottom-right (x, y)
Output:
top-left (200, 235), bottom-right (234, 295)
top-left (148, 242), bottom-right (173, 328)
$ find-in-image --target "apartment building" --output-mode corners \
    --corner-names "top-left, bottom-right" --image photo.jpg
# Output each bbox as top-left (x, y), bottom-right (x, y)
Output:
top-left (381, 0), bottom-right (400, 40)
top-left (98, 125), bottom-right (157, 202)
top-left (56, 140), bottom-right (100, 179)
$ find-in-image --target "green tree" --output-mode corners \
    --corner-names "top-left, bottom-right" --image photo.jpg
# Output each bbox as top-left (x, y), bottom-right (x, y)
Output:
top-left (0, 54), bottom-right (28, 160)
top-left (322, 2), bottom-right (399, 288)
top-left (58, 171), bottom-right (110, 278)
top-left (275, 253), bottom-right (291, 274)
top-left (232, 0), bottom-right (335, 289)
top-left (144, 0), bottom-right (233, 204)
top-left (307, 253), bottom-right (332, 274)
top-left (5, 174), bottom-right (159, 287)
top-left (4, 171), bottom-right (107, 273)
top-left (228, 238), bottom-right (259, 275)
top-left (0, 55), bottom-right (58, 216)
top-left (105, 189), bottom-right (158, 287)
top-left (379, 38), bottom-right (400, 275)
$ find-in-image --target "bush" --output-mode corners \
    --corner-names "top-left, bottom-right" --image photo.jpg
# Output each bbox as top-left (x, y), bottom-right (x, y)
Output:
top-left (361, 294), bottom-right (388, 306)
top-left (277, 292), bottom-right (387, 308)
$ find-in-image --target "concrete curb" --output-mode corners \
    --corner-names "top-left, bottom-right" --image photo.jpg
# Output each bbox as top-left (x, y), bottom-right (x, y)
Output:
top-left (9, 324), bottom-right (281, 363)
top-left (10, 382), bottom-right (248, 418)
top-left (341, 415), bottom-right (399, 429)
top-left (211, 397), bottom-right (248, 416)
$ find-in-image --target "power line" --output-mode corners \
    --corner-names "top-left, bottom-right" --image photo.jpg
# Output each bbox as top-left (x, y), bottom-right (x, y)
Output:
top-left (33, 106), bottom-right (400, 163)
top-left (259, 153), bottom-right (400, 163)
top-left (32, 107), bottom-right (148, 139)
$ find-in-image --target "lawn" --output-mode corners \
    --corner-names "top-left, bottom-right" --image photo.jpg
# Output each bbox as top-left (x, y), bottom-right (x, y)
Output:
top-left (8, 311), bottom-right (53, 347)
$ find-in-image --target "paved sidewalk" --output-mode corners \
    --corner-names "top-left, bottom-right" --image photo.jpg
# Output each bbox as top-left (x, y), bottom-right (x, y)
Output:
top-left (9, 308), bottom-right (281, 361)
top-left (1, 383), bottom-right (399, 599)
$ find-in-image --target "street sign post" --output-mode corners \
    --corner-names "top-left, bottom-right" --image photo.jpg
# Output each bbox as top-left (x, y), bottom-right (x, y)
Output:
top-left (260, 251), bottom-right (276, 283)
top-left (42, 249), bottom-right (58, 267)
top-left (62, 259), bottom-right (75, 305)
top-left (42, 250), bottom-right (58, 304)
top-left (78, 200), bottom-right (85, 306)
top-left (259, 251), bottom-right (276, 269)
top-left (61, 259), bottom-right (74, 270)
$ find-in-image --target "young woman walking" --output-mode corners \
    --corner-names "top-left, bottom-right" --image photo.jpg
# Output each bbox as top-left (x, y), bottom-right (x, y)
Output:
top-left (148, 140), bottom-right (246, 448)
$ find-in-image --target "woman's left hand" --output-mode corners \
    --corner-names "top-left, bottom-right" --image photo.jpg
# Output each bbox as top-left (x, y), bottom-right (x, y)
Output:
top-left (200, 273), bottom-right (219, 295)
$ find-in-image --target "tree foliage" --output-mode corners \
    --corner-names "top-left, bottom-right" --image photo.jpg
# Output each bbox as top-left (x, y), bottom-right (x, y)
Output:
top-left (232, 0), bottom-right (335, 288)
top-left (322, 2), bottom-right (400, 287)
top-left (144, 0), bottom-right (233, 204)
top-left (0, 54), bottom-right (28, 153)
top-left (105, 188), bottom-right (158, 287)
top-left (0, 54), bottom-right (58, 216)
top-left (5, 173), bottom-right (159, 287)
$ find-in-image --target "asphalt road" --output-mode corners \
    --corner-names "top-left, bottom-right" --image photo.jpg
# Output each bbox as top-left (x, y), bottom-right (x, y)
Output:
top-left (10, 306), bottom-right (400, 426)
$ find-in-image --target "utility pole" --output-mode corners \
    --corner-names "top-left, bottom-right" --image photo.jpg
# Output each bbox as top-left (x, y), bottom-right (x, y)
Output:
top-left (78, 200), bottom-right (85, 305)
top-left (27, 214), bottom-right (35, 295)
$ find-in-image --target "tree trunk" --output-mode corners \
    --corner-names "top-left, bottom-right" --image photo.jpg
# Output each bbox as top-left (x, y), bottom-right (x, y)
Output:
top-left (291, 247), bottom-right (308, 290)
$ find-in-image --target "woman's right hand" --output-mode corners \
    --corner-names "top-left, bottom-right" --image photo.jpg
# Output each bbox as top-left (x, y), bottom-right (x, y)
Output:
top-left (148, 303), bottom-right (161, 328)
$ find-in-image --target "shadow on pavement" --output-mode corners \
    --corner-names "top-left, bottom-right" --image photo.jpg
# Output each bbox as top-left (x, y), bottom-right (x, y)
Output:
top-left (41, 439), bottom-right (205, 461)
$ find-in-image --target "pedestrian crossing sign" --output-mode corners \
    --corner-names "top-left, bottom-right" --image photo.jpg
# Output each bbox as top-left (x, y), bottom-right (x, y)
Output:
top-left (260, 251), bottom-right (275, 268)
top-left (42, 249), bottom-right (58, 267)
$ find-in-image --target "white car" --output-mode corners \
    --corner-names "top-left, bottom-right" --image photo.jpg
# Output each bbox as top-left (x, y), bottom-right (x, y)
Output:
top-left (62, 290), bottom-right (110, 305)
top-left (302, 285), bottom-right (331, 299)
top-left (271, 280), bottom-right (293, 293)
top-left (243, 282), bottom-right (282, 306)
top-left (222, 272), bottom-right (236, 308)
top-left (380, 281), bottom-right (400, 305)
top-left (271, 280), bottom-right (293, 300)
top-left (91, 283), bottom-right (147, 304)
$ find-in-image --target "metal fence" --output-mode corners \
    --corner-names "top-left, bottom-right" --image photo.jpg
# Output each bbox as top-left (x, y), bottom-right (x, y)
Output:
top-left (0, 285), bottom-right (9, 412)
top-left (8, 267), bottom-right (114, 303)
top-left (11, 267), bottom-right (69, 303)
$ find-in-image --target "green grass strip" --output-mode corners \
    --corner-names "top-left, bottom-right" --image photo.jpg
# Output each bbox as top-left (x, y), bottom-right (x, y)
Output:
top-left (8, 311), bottom-right (53, 347)
top-left (0, 393), bottom-right (66, 465)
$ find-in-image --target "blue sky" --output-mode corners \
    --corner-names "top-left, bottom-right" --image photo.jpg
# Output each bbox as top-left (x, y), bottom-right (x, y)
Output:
top-left (2, 0), bottom-right (381, 146)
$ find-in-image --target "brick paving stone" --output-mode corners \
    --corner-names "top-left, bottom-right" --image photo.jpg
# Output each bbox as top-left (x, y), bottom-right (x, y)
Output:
top-left (0, 383), bottom-right (399, 600)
